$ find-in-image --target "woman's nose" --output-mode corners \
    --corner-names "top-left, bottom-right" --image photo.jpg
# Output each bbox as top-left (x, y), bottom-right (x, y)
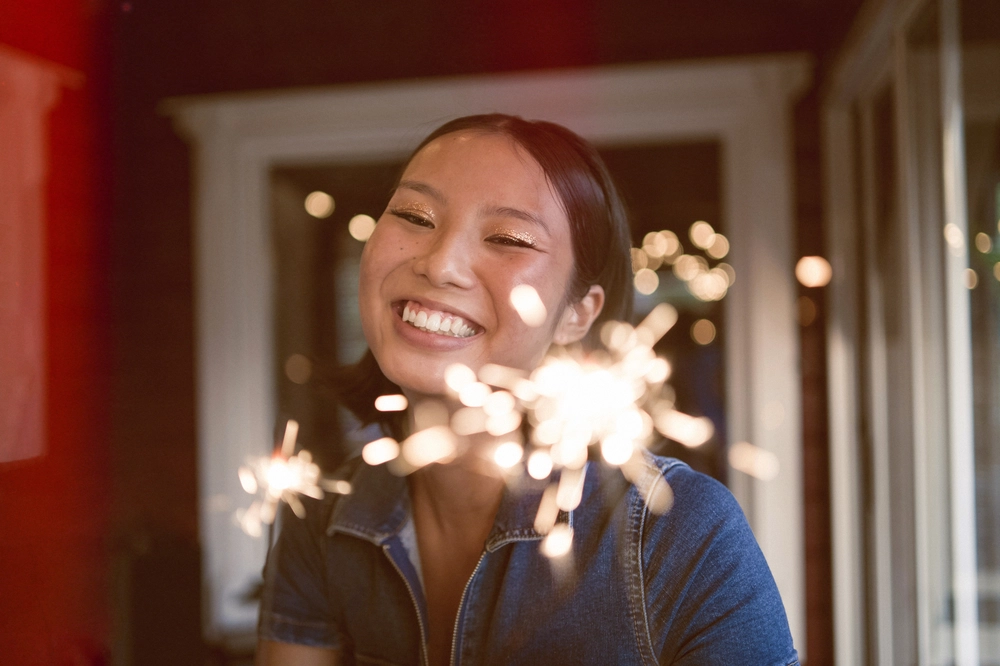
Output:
top-left (411, 227), bottom-right (476, 289)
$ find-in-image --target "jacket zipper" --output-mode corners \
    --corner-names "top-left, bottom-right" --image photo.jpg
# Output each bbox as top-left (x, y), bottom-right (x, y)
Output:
top-left (449, 551), bottom-right (487, 666)
top-left (383, 544), bottom-right (430, 666)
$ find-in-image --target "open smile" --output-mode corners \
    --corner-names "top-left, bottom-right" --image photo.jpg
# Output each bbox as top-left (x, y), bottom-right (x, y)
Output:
top-left (397, 300), bottom-right (483, 338)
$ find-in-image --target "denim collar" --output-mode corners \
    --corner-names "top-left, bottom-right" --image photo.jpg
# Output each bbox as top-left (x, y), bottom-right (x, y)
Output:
top-left (326, 459), bottom-right (572, 550)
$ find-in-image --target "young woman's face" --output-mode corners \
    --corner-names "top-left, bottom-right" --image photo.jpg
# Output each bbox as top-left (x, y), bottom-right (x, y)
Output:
top-left (359, 131), bottom-right (600, 398)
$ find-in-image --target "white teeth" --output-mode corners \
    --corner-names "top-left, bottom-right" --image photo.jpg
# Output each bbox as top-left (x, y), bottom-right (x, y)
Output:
top-left (401, 302), bottom-right (476, 338)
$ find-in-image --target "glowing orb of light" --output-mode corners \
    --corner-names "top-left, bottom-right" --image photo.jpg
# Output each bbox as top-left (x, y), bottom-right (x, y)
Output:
top-left (943, 223), bottom-right (964, 250)
top-left (238, 466), bottom-right (258, 494)
top-left (304, 191), bottom-right (335, 218)
top-left (458, 381), bottom-right (491, 408)
top-left (265, 458), bottom-right (294, 494)
top-left (445, 363), bottom-right (477, 393)
top-left (401, 426), bottom-right (457, 468)
top-left (706, 233), bottom-right (730, 259)
top-left (284, 354), bottom-right (312, 384)
top-left (541, 524), bottom-right (574, 558)
top-left (974, 232), bottom-right (992, 254)
top-left (493, 440), bottom-right (524, 469)
top-left (374, 394), bottom-right (408, 412)
top-left (601, 434), bottom-right (634, 466)
top-left (527, 450), bottom-right (554, 479)
top-left (509, 284), bottom-right (547, 327)
top-left (691, 319), bottom-right (716, 345)
top-left (728, 441), bottom-right (780, 481)
top-left (795, 256), bottom-right (832, 288)
top-left (348, 214), bottom-right (377, 241)
top-left (689, 221), bottom-right (716, 250)
top-left (362, 437), bottom-right (400, 466)
top-left (642, 231), bottom-right (669, 258)
top-left (654, 410), bottom-right (714, 448)
top-left (633, 268), bottom-right (659, 295)
top-left (631, 247), bottom-right (649, 272)
top-left (963, 268), bottom-right (978, 290)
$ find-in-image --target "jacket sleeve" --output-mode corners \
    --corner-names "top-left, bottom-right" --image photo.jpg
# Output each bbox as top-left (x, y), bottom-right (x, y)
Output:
top-left (640, 460), bottom-right (799, 666)
top-left (258, 496), bottom-right (345, 650)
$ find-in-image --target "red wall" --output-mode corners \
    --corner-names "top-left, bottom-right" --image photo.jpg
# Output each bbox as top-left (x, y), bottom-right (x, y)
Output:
top-left (0, 3), bottom-right (112, 664)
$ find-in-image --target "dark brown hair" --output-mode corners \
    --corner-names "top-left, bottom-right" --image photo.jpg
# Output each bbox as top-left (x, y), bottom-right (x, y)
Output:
top-left (336, 114), bottom-right (633, 432)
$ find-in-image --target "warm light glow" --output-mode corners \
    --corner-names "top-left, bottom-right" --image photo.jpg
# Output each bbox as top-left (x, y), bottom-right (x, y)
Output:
top-left (401, 426), bottom-right (456, 468)
top-left (527, 450), bottom-right (553, 479)
top-left (975, 232), bottom-right (992, 254)
top-left (284, 354), bottom-right (312, 384)
top-left (451, 407), bottom-right (487, 436)
top-left (795, 256), bottom-right (832, 288)
top-left (994, 262), bottom-right (1000, 282)
top-left (445, 363), bottom-right (477, 393)
top-left (689, 221), bottom-right (715, 250)
top-left (728, 441), bottom-right (780, 481)
top-left (944, 223), bottom-right (964, 251)
top-left (654, 410), bottom-right (714, 447)
top-left (265, 459), bottom-right (293, 493)
top-left (631, 247), bottom-right (649, 272)
top-left (304, 191), bottom-right (335, 218)
top-left (541, 524), bottom-right (574, 558)
top-left (706, 233), bottom-right (730, 259)
top-left (964, 268), bottom-right (978, 290)
top-left (672, 254), bottom-right (701, 281)
top-left (493, 441), bottom-right (524, 469)
top-left (374, 394), bottom-right (409, 412)
top-left (362, 437), bottom-right (400, 465)
top-left (633, 268), bottom-right (659, 295)
top-left (458, 381), bottom-right (491, 407)
top-left (691, 319), bottom-right (716, 345)
top-left (510, 284), bottom-right (547, 327)
top-left (348, 214), bottom-right (377, 241)
top-left (642, 231), bottom-right (669, 258)
top-left (601, 434), bottom-right (634, 465)
top-left (717, 262), bottom-right (736, 286)
top-left (281, 420), bottom-right (300, 457)
top-left (238, 466), bottom-right (258, 494)
top-left (483, 390), bottom-right (516, 416)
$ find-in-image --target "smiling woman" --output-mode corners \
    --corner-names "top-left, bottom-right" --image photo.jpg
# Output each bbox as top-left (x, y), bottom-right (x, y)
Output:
top-left (256, 115), bottom-right (798, 666)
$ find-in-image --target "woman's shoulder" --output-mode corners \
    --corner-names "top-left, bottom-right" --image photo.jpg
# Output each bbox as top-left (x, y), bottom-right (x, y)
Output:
top-left (624, 450), bottom-right (747, 530)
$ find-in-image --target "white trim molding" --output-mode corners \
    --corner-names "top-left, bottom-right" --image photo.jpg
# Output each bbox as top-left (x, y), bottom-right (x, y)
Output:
top-left (0, 46), bottom-right (81, 464)
top-left (167, 55), bottom-right (811, 646)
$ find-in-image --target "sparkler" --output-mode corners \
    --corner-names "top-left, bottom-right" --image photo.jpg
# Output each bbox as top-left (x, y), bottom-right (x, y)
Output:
top-left (235, 420), bottom-right (351, 537)
top-left (239, 221), bottom-right (775, 559)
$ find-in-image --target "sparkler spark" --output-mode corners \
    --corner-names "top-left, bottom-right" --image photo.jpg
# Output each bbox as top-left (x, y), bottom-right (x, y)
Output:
top-left (236, 420), bottom-right (351, 536)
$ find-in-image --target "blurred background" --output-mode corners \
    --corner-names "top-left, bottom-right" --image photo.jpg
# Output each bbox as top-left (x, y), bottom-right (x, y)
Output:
top-left (1, 0), bottom-right (996, 664)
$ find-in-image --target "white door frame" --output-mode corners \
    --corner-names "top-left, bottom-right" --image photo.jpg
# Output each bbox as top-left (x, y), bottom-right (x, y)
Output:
top-left (167, 55), bottom-right (811, 646)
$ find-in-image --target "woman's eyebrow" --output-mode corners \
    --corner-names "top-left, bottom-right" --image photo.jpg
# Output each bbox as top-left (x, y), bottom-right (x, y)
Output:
top-left (396, 179), bottom-right (445, 202)
top-left (482, 205), bottom-right (551, 236)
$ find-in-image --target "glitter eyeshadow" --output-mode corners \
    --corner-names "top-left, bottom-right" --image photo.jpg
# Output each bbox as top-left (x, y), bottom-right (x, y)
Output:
top-left (497, 229), bottom-right (539, 247)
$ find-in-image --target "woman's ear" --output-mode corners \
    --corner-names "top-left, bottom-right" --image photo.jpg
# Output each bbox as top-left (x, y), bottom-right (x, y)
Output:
top-left (553, 285), bottom-right (605, 345)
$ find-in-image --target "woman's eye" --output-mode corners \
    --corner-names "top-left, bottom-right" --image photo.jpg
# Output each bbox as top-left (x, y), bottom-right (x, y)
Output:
top-left (488, 234), bottom-right (536, 249)
top-left (391, 209), bottom-right (434, 228)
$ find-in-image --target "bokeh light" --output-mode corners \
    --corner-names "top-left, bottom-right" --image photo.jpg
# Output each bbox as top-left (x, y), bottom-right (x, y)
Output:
top-left (795, 256), bottom-right (832, 288)
top-left (304, 191), bottom-right (335, 218)
top-left (633, 268), bottom-right (659, 295)
top-left (374, 394), bottom-right (408, 412)
top-left (284, 353), bottom-right (312, 384)
top-left (691, 319), bottom-right (716, 345)
top-left (974, 232), bottom-right (992, 253)
top-left (728, 441), bottom-right (780, 481)
top-left (349, 214), bottom-right (377, 241)
top-left (964, 268), bottom-right (978, 290)
top-left (509, 284), bottom-right (547, 327)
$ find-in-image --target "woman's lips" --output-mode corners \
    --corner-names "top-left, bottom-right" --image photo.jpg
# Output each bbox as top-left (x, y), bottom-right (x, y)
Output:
top-left (399, 300), bottom-right (481, 338)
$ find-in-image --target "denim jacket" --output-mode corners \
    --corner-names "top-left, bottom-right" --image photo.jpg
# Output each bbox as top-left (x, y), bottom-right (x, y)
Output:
top-left (259, 452), bottom-right (799, 665)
